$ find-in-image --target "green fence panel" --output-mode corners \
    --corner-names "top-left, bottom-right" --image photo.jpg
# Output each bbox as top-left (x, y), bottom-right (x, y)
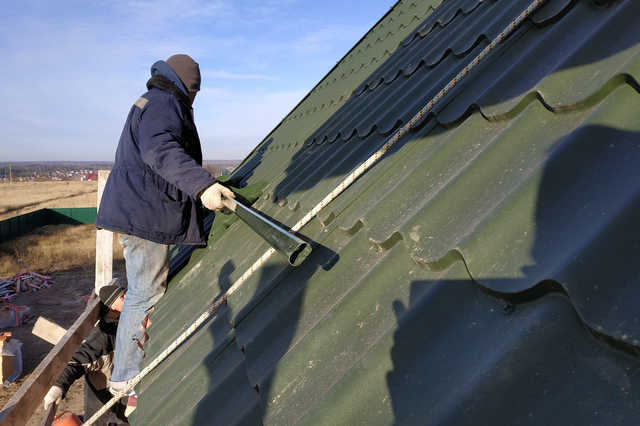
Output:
top-left (0, 208), bottom-right (97, 241)
top-left (49, 208), bottom-right (97, 224)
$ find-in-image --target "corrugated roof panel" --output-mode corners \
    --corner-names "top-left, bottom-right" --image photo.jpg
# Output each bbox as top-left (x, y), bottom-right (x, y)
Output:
top-left (132, 0), bottom-right (640, 424)
top-left (299, 286), bottom-right (640, 425)
top-left (235, 228), bottom-right (398, 385)
top-left (132, 327), bottom-right (262, 425)
top-left (253, 245), bottom-right (468, 425)
top-left (442, 0), bottom-right (640, 120)
top-left (400, 0), bottom-right (484, 46)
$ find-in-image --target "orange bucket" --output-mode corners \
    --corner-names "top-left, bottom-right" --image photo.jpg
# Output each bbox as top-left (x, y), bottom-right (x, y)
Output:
top-left (52, 410), bottom-right (83, 426)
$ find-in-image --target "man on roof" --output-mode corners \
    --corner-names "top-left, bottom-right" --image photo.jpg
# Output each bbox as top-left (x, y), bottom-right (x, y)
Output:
top-left (95, 54), bottom-right (234, 398)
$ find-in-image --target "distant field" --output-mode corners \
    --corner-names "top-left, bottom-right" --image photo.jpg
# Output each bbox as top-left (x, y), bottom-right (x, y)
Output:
top-left (0, 180), bottom-right (124, 276)
top-left (0, 223), bottom-right (125, 276)
top-left (0, 181), bottom-right (98, 221)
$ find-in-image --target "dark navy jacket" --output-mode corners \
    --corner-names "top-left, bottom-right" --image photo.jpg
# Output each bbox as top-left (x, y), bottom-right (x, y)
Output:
top-left (97, 71), bottom-right (215, 245)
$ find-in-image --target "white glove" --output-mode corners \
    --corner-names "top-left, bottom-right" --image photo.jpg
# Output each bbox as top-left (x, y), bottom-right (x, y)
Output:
top-left (44, 385), bottom-right (63, 410)
top-left (200, 183), bottom-right (235, 211)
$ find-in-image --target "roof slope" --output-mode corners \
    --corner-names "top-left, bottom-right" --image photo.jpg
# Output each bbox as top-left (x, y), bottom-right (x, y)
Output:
top-left (132, 0), bottom-right (640, 424)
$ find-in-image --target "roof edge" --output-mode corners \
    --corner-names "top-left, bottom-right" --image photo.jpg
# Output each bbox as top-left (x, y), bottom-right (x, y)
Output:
top-left (232, 0), bottom-right (407, 172)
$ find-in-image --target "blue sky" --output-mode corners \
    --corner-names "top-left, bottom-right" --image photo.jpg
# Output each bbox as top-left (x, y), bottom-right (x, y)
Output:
top-left (0, 0), bottom-right (396, 161)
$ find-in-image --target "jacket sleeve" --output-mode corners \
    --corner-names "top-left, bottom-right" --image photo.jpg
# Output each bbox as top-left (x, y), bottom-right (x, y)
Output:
top-left (137, 97), bottom-right (216, 199)
top-left (54, 322), bottom-right (116, 397)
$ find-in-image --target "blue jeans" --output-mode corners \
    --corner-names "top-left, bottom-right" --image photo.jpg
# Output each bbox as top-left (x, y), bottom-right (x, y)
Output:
top-left (110, 234), bottom-right (169, 384)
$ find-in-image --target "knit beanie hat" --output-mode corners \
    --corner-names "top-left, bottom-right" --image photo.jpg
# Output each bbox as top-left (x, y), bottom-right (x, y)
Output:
top-left (166, 54), bottom-right (201, 93)
top-left (99, 284), bottom-right (125, 308)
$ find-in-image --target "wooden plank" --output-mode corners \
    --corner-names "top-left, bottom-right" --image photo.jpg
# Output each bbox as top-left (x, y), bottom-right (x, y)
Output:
top-left (32, 317), bottom-right (67, 345)
top-left (95, 171), bottom-right (109, 217)
top-left (0, 297), bottom-right (100, 426)
top-left (38, 402), bottom-right (57, 426)
top-left (95, 170), bottom-right (113, 294)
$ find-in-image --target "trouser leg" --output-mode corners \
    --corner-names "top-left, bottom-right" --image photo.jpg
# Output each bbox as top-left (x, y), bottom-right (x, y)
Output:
top-left (110, 234), bottom-right (168, 384)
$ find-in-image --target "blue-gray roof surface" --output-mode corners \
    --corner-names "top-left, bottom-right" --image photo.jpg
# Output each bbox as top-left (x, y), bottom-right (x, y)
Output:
top-left (132, 0), bottom-right (640, 424)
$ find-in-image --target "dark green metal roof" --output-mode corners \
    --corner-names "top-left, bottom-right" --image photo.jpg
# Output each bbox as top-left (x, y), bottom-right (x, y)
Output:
top-left (132, 0), bottom-right (640, 424)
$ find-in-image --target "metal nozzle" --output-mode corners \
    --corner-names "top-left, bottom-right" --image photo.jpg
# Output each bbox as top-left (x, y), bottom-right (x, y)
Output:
top-left (222, 197), bottom-right (312, 266)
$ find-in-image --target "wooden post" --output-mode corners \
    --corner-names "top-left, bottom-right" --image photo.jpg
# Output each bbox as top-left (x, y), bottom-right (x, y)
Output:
top-left (94, 170), bottom-right (113, 295)
top-left (0, 297), bottom-right (101, 425)
top-left (88, 170), bottom-right (114, 425)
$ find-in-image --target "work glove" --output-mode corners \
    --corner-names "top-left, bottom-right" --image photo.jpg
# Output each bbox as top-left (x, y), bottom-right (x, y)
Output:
top-left (200, 183), bottom-right (235, 211)
top-left (43, 385), bottom-right (63, 410)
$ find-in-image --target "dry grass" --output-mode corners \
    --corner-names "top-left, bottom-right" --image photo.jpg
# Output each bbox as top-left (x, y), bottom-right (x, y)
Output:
top-left (0, 224), bottom-right (123, 277)
top-left (0, 181), bottom-right (118, 276)
top-left (0, 181), bottom-right (98, 221)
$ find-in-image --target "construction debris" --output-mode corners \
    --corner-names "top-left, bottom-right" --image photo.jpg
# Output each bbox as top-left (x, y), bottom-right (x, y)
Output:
top-left (0, 272), bottom-right (52, 327)
top-left (0, 272), bottom-right (54, 300)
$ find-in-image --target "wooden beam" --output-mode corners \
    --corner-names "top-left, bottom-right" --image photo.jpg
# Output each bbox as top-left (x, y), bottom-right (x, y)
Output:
top-left (0, 297), bottom-right (100, 426)
top-left (38, 403), bottom-right (57, 426)
top-left (95, 170), bottom-right (113, 294)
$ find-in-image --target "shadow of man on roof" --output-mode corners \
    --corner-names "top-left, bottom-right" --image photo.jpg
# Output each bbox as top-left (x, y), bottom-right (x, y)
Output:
top-left (191, 243), bottom-right (339, 424)
top-left (386, 124), bottom-right (640, 424)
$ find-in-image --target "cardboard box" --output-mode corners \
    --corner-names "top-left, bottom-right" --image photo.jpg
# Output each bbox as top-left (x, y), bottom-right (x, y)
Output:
top-left (0, 353), bottom-right (13, 384)
top-left (0, 334), bottom-right (22, 384)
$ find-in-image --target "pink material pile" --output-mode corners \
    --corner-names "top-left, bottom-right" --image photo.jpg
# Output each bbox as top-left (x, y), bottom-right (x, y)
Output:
top-left (0, 272), bottom-right (54, 301)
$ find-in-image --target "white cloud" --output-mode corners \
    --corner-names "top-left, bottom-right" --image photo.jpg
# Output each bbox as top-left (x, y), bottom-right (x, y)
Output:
top-left (98, 0), bottom-right (231, 25)
top-left (291, 23), bottom-right (370, 54)
top-left (205, 70), bottom-right (277, 81)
